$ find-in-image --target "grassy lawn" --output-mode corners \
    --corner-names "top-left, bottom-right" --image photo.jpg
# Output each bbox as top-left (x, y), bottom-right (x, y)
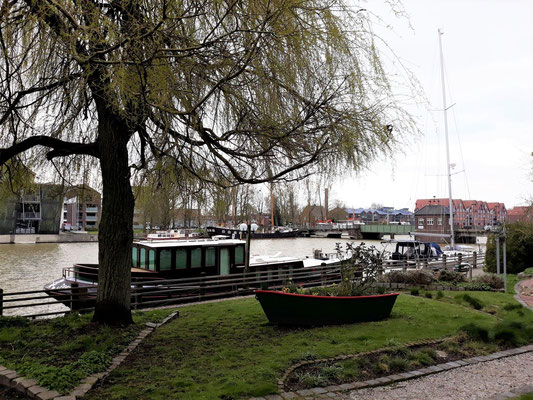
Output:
top-left (0, 309), bottom-right (172, 394)
top-left (85, 291), bottom-right (533, 400)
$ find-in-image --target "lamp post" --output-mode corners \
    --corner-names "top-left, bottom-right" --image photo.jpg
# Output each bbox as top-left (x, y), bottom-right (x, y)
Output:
top-left (239, 222), bottom-right (258, 273)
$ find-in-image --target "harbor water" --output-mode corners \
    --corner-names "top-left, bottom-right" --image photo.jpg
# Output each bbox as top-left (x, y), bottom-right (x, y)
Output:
top-left (0, 236), bottom-right (485, 316)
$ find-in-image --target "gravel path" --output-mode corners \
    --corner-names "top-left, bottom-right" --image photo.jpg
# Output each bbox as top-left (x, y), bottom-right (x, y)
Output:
top-left (343, 352), bottom-right (533, 400)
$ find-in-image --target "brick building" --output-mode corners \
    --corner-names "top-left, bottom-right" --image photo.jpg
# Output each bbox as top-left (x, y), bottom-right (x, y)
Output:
top-left (415, 198), bottom-right (506, 229)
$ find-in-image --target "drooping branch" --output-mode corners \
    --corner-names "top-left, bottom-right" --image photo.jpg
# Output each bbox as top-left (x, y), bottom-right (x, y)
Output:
top-left (0, 136), bottom-right (99, 165)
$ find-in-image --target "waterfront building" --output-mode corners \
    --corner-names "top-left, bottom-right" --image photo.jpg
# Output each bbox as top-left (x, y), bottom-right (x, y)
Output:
top-left (63, 185), bottom-right (102, 231)
top-left (414, 205), bottom-right (450, 234)
top-left (415, 198), bottom-right (507, 229)
top-left (0, 184), bottom-right (64, 234)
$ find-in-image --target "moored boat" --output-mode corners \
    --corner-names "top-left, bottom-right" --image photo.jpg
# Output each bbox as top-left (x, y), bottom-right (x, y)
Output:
top-left (255, 290), bottom-right (399, 326)
top-left (206, 225), bottom-right (300, 239)
top-left (44, 237), bottom-right (346, 309)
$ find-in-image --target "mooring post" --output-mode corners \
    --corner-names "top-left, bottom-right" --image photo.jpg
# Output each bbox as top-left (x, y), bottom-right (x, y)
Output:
top-left (0, 288), bottom-right (3, 316)
top-left (442, 254), bottom-right (447, 270)
top-left (472, 252), bottom-right (477, 269)
top-left (424, 260), bottom-right (428, 269)
top-left (458, 253), bottom-right (463, 264)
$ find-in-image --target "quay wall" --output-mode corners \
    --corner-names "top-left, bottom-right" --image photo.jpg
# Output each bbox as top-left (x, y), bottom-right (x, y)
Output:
top-left (0, 234), bottom-right (98, 244)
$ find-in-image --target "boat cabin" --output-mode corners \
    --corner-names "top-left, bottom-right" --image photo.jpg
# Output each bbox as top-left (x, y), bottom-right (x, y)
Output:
top-left (132, 238), bottom-right (246, 278)
top-left (390, 240), bottom-right (442, 261)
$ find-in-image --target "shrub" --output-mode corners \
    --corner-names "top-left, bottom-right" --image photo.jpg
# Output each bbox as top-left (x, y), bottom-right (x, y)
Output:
top-left (472, 274), bottom-right (504, 289)
top-left (462, 294), bottom-right (484, 310)
top-left (437, 270), bottom-right (466, 283)
top-left (456, 282), bottom-right (493, 291)
top-left (410, 288), bottom-right (420, 296)
top-left (503, 303), bottom-right (523, 311)
top-left (485, 221), bottom-right (533, 274)
top-left (0, 316), bottom-right (29, 328)
top-left (460, 323), bottom-right (490, 342)
top-left (382, 270), bottom-right (435, 285)
top-left (296, 372), bottom-right (327, 388)
top-left (436, 291), bottom-right (444, 299)
top-left (425, 292), bottom-right (433, 299)
top-left (388, 357), bottom-right (409, 372)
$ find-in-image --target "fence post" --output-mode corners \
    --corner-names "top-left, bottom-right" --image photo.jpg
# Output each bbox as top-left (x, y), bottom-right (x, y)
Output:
top-left (133, 283), bottom-right (140, 310)
top-left (200, 272), bottom-right (206, 300)
top-left (70, 283), bottom-right (78, 310)
top-left (0, 288), bottom-right (3, 316)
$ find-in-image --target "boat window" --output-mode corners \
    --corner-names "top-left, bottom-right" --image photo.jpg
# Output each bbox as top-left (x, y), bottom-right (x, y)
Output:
top-left (235, 246), bottom-right (244, 265)
top-left (191, 248), bottom-right (202, 268)
top-left (132, 247), bottom-right (138, 267)
top-left (148, 250), bottom-right (155, 271)
top-left (140, 248), bottom-right (146, 269)
top-left (160, 249), bottom-right (172, 271)
top-left (176, 249), bottom-right (187, 269)
top-left (205, 247), bottom-right (216, 267)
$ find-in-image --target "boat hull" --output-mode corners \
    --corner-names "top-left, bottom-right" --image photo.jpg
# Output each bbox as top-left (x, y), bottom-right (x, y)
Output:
top-left (255, 290), bottom-right (399, 326)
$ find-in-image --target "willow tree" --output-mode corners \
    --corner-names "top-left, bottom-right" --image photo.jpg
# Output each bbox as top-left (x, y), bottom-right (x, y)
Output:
top-left (0, 1), bottom-right (412, 324)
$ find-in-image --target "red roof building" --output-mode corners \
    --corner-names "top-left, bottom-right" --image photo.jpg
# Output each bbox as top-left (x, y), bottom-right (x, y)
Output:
top-left (415, 198), bottom-right (507, 228)
top-left (507, 206), bottom-right (533, 223)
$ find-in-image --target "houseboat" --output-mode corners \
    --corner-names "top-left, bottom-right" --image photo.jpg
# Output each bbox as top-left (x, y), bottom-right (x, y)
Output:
top-left (44, 237), bottom-right (345, 309)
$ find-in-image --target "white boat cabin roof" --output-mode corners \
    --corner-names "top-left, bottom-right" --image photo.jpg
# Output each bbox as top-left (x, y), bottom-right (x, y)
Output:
top-left (134, 238), bottom-right (245, 249)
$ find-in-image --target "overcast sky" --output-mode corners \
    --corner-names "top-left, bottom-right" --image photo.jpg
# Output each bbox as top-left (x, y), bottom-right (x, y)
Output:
top-left (328, 0), bottom-right (533, 211)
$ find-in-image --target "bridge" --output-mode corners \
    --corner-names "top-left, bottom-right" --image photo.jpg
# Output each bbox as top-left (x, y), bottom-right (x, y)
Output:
top-left (303, 224), bottom-right (414, 240)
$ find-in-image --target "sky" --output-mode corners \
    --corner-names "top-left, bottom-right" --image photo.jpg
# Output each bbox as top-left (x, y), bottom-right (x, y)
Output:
top-left (328, 0), bottom-right (533, 211)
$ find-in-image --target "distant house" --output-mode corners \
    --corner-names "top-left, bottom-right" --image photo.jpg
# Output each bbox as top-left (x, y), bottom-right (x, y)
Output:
top-left (328, 207), bottom-right (349, 222)
top-left (487, 202), bottom-right (507, 225)
top-left (507, 206), bottom-right (533, 223)
top-left (299, 205), bottom-right (326, 226)
top-left (63, 185), bottom-right (102, 231)
top-left (345, 207), bottom-right (412, 224)
top-left (414, 205), bottom-right (451, 235)
top-left (415, 198), bottom-right (506, 228)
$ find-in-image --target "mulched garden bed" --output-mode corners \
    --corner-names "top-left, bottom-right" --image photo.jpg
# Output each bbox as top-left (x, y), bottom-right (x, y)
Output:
top-left (284, 335), bottom-right (503, 391)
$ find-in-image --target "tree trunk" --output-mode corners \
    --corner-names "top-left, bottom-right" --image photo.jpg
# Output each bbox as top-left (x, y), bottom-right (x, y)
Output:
top-left (92, 112), bottom-right (134, 325)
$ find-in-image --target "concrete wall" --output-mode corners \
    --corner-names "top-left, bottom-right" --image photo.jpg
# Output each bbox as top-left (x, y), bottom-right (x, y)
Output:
top-left (0, 233), bottom-right (98, 244)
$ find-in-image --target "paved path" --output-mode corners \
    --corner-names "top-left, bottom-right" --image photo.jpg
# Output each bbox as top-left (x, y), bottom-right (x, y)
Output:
top-left (517, 278), bottom-right (533, 309)
top-left (340, 352), bottom-right (533, 400)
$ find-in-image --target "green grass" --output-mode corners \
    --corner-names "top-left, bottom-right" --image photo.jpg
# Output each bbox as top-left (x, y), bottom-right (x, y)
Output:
top-left (0, 309), bottom-right (171, 394)
top-left (85, 293), bottom-right (532, 400)
top-left (506, 274), bottom-right (519, 294)
top-left (512, 393), bottom-right (533, 400)
top-left (523, 268), bottom-right (533, 275)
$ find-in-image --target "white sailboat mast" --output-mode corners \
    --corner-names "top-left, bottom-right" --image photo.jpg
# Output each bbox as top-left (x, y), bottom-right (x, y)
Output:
top-left (438, 29), bottom-right (455, 249)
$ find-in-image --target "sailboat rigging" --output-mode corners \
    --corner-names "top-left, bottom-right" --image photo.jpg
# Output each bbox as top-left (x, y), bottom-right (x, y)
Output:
top-left (438, 29), bottom-right (456, 250)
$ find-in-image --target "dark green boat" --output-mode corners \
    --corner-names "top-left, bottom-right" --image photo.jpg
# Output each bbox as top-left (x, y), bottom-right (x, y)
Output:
top-left (255, 290), bottom-right (399, 326)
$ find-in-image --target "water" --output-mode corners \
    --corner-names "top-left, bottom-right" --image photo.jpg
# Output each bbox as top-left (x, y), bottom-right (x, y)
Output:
top-left (0, 236), bottom-right (484, 315)
top-left (0, 238), bottom-right (388, 294)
